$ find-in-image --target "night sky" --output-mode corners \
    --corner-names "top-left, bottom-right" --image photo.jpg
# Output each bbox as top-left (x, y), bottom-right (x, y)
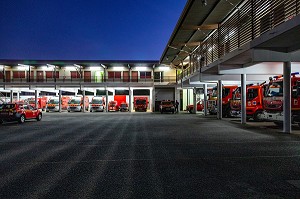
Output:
top-left (0, 0), bottom-right (186, 60)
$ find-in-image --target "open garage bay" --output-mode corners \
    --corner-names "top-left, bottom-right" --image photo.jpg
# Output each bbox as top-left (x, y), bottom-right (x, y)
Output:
top-left (1, 112), bottom-right (300, 198)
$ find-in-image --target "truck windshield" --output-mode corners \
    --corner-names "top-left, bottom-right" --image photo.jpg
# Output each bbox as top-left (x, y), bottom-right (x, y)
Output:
top-left (120, 104), bottom-right (127, 107)
top-left (212, 88), bottom-right (230, 98)
top-left (136, 100), bottom-right (146, 105)
top-left (48, 99), bottom-right (59, 104)
top-left (109, 102), bottom-right (116, 106)
top-left (232, 87), bottom-right (241, 100)
top-left (69, 99), bottom-right (81, 104)
top-left (212, 88), bottom-right (218, 97)
top-left (267, 82), bottom-right (283, 97)
top-left (92, 99), bottom-right (102, 104)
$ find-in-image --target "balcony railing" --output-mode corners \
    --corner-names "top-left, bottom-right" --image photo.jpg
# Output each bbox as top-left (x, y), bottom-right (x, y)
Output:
top-left (0, 76), bottom-right (177, 84)
top-left (180, 0), bottom-right (300, 80)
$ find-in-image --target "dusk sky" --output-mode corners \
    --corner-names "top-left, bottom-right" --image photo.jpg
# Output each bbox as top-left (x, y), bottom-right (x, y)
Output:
top-left (0, 0), bottom-right (186, 60)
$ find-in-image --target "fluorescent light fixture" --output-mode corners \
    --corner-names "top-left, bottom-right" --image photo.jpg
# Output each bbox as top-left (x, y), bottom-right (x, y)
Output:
top-left (158, 66), bottom-right (170, 71)
top-left (136, 66), bottom-right (147, 71)
top-left (74, 64), bottom-right (82, 68)
top-left (18, 64), bottom-right (30, 67)
top-left (113, 66), bottom-right (125, 71)
top-left (47, 64), bottom-right (56, 68)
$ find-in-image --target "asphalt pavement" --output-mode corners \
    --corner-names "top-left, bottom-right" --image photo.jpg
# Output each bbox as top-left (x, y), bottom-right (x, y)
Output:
top-left (0, 111), bottom-right (300, 199)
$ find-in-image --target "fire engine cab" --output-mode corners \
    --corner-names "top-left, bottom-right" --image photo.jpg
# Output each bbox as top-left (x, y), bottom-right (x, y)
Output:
top-left (260, 73), bottom-right (300, 126)
top-left (230, 82), bottom-right (267, 121)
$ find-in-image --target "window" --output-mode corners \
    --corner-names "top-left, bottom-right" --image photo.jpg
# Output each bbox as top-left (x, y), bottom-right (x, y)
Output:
top-left (154, 72), bottom-right (163, 82)
top-left (46, 71), bottom-right (59, 78)
top-left (13, 71), bottom-right (25, 78)
top-left (71, 71), bottom-right (81, 78)
top-left (140, 71), bottom-right (151, 79)
top-left (108, 71), bottom-right (121, 81)
top-left (247, 89), bottom-right (258, 100)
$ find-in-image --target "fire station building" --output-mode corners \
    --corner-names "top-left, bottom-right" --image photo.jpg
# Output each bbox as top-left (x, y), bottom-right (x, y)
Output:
top-left (1, 0), bottom-right (300, 133)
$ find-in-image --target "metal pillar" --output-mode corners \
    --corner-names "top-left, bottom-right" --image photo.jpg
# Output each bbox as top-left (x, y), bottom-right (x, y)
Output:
top-left (105, 88), bottom-right (109, 112)
top-left (204, 84), bottom-right (208, 116)
top-left (35, 90), bottom-right (38, 109)
top-left (59, 90), bottom-right (62, 113)
top-left (129, 87), bottom-right (132, 112)
top-left (82, 90), bottom-right (86, 112)
top-left (151, 86), bottom-right (155, 112)
top-left (193, 87), bottom-right (197, 114)
top-left (241, 74), bottom-right (247, 124)
top-left (283, 62), bottom-right (291, 133)
top-left (10, 90), bottom-right (13, 102)
top-left (218, 80), bottom-right (222, 119)
top-left (17, 92), bottom-right (20, 101)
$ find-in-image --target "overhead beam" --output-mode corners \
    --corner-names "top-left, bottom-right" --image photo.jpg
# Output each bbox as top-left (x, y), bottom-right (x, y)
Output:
top-left (172, 42), bottom-right (201, 47)
top-left (181, 24), bottom-right (218, 31)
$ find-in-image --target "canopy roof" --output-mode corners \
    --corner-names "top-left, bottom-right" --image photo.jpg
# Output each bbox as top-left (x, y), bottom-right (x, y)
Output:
top-left (160, 0), bottom-right (243, 66)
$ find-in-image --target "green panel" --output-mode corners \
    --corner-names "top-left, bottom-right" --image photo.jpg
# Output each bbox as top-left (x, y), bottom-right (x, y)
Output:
top-left (94, 71), bottom-right (104, 83)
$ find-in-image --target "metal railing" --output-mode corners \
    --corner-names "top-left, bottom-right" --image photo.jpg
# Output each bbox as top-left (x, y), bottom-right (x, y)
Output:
top-left (180, 0), bottom-right (299, 79)
top-left (1, 76), bottom-right (177, 84)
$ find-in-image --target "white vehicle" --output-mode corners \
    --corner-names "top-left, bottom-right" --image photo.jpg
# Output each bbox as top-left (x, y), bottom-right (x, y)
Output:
top-left (46, 97), bottom-right (60, 112)
top-left (67, 96), bottom-right (89, 112)
top-left (90, 96), bottom-right (105, 112)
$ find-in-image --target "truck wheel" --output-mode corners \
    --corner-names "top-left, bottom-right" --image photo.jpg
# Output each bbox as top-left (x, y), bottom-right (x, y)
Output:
top-left (253, 111), bottom-right (262, 122)
top-left (188, 109), bottom-right (192, 114)
top-left (46, 110), bottom-right (49, 112)
top-left (90, 109), bottom-right (92, 112)
top-left (36, 113), bottom-right (42, 121)
top-left (18, 115), bottom-right (25, 124)
top-left (68, 110), bottom-right (70, 112)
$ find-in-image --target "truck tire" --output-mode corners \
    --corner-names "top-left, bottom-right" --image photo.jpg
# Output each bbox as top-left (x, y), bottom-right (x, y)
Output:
top-left (36, 113), bottom-right (42, 121)
top-left (46, 110), bottom-right (49, 112)
top-left (253, 111), bottom-right (262, 122)
top-left (18, 115), bottom-right (25, 124)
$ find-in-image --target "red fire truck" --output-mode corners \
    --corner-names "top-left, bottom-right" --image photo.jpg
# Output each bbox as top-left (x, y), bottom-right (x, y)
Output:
top-left (134, 97), bottom-right (148, 112)
top-left (186, 100), bottom-right (204, 113)
top-left (27, 96), bottom-right (48, 111)
top-left (260, 73), bottom-right (300, 126)
top-left (108, 100), bottom-right (119, 112)
top-left (210, 85), bottom-right (238, 117)
top-left (230, 82), bottom-right (267, 121)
